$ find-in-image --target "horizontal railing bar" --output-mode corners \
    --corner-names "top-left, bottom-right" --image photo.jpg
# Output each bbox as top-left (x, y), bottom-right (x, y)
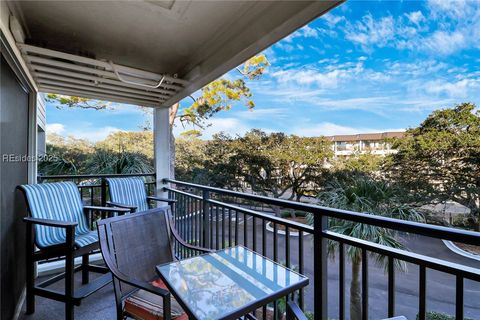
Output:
top-left (207, 198), bottom-right (314, 233)
top-left (323, 231), bottom-right (480, 282)
top-left (164, 179), bottom-right (480, 246)
top-left (165, 187), bottom-right (314, 233)
top-left (39, 173), bottom-right (155, 180)
top-left (165, 188), bottom-right (202, 201)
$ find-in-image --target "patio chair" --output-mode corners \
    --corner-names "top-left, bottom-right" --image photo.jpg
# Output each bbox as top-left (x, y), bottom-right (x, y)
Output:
top-left (97, 207), bottom-right (212, 320)
top-left (105, 176), bottom-right (176, 213)
top-left (18, 181), bottom-right (131, 320)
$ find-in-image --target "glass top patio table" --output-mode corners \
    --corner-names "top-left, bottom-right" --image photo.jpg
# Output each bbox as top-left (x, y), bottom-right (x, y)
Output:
top-left (156, 245), bottom-right (309, 320)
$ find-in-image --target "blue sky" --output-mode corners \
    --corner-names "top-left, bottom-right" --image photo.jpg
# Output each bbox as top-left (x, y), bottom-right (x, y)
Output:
top-left (46, 0), bottom-right (480, 141)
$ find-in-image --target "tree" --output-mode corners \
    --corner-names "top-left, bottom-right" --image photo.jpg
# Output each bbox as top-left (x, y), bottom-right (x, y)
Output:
top-left (386, 103), bottom-right (480, 229)
top-left (308, 175), bottom-right (423, 320)
top-left (174, 136), bottom-right (208, 183)
top-left (228, 130), bottom-right (332, 215)
top-left (46, 54), bottom-right (269, 178)
top-left (96, 131), bottom-right (154, 158)
top-left (46, 55), bottom-right (269, 132)
top-left (39, 134), bottom-right (94, 175)
top-left (333, 152), bottom-right (383, 174)
top-left (86, 150), bottom-right (153, 174)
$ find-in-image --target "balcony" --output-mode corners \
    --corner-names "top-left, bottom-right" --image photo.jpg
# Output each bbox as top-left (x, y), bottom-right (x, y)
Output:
top-left (28, 173), bottom-right (480, 320)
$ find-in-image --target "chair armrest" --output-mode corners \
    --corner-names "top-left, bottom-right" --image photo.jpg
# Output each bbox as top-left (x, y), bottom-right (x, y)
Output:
top-left (147, 196), bottom-right (177, 205)
top-left (101, 251), bottom-right (170, 297)
top-left (169, 221), bottom-right (214, 254)
top-left (23, 217), bottom-right (77, 229)
top-left (121, 276), bottom-right (170, 298)
top-left (106, 201), bottom-right (137, 212)
top-left (286, 301), bottom-right (308, 320)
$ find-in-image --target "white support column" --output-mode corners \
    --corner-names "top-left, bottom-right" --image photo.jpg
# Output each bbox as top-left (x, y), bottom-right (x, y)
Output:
top-left (153, 107), bottom-right (171, 198)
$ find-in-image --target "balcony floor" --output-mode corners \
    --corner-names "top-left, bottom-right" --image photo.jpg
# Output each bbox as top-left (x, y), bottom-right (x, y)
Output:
top-left (18, 233), bottom-right (480, 320)
top-left (19, 270), bottom-right (116, 320)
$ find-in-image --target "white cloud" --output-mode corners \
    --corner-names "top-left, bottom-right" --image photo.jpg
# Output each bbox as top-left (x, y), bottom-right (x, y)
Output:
top-left (342, 2), bottom-right (480, 56)
top-left (344, 14), bottom-right (395, 49)
top-left (271, 61), bottom-right (366, 90)
top-left (283, 25), bottom-right (320, 43)
top-left (46, 123), bottom-right (121, 142)
top-left (405, 11), bottom-right (426, 25)
top-left (427, 0), bottom-right (476, 20)
top-left (46, 123), bottom-right (66, 135)
top-left (424, 78), bottom-right (479, 98)
top-left (423, 30), bottom-right (467, 55)
top-left (322, 13), bottom-right (345, 27)
top-left (74, 126), bottom-right (122, 142)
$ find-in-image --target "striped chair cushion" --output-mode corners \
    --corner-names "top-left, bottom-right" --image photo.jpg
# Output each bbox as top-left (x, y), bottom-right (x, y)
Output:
top-left (106, 177), bottom-right (150, 212)
top-left (21, 182), bottom-right (92, 248)
top-left (124, 278), bottom-right (186, 320)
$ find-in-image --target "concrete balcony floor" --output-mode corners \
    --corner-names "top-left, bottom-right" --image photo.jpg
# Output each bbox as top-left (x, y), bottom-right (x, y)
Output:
top-left (19, 270), bottom-right (116, 320)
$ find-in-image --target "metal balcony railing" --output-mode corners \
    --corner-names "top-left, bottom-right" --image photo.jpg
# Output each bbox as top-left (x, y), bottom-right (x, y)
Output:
top-left (164, 179), bottom-right (480, 320)
top-left (37, 174), bottom-right (480, 320)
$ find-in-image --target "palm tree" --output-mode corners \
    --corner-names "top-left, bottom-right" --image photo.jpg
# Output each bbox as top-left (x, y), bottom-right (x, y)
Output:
top-left (86, 150), bottom-right (153, 174)
top-left (308, 174), bottom-right (423, 320)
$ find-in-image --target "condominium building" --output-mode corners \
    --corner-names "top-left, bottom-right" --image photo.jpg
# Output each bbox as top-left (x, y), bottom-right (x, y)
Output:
top-left (326, 131), bottom-right (405, 156)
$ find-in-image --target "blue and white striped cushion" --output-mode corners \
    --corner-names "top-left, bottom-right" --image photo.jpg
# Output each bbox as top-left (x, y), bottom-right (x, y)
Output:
top-left (21, 182), bottom-right (92, 248)
top-left (106, 177), bottom-right (149, 212)
top-left (74, 231), bottom-right (98, 248)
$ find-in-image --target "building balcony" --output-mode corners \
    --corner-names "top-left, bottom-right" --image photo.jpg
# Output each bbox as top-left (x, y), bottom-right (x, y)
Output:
top-left (26, 173), bottom-right (480, 320)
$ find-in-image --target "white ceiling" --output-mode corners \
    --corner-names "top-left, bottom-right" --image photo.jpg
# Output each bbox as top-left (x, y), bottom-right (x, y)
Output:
top-left (7, 0), bottom-right (343, 107)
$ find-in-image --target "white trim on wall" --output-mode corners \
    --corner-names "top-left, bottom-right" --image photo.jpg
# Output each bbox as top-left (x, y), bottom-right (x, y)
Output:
top-left (28, 91), bottom-right (38, 183)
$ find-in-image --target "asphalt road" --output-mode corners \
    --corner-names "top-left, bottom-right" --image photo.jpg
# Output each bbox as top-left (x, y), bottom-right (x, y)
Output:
top-left (204, 213), bottom-right (480, 320)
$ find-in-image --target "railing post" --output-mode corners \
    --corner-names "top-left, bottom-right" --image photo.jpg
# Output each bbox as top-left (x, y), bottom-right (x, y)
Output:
top-left (202, 190), bottom-right (211, 248)
top-left (314, 212), bottom-right (328, 320)
top-left (101, 177), bottom-right (107, 207)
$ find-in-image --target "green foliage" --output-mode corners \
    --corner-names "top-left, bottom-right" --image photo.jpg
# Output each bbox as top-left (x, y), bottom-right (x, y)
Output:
top-left (334, 152), bottom-right (383, 173)
top-left (96, 131), bottom-right (154, 158)
top-left (416, 311), bottom-right (473, 320)
top-left (387, 102), bottom-right (480, 227)
top-left (174, 136), bottom-right (208, 183)
top-left (39, 132), bottom-right (153, 175)
top-left (39, 134), bottom-right (94, 175)
top-left (180, 54), bottom-right (268, 129)
top-left (230, 130), bottom-right (333, 202)
top-left (86, 150), bottom-right (153, 174)
top-left (308, 175), bottom-right (423, 320)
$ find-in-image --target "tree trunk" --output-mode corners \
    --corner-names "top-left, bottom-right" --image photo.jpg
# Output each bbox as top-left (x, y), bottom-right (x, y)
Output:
top-left (168, 103), bottom-right (180, 179)
top-left (350, 259), bottom-right (362, 320)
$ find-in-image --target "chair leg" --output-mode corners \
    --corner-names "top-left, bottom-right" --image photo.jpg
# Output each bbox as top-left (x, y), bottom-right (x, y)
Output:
top-left (25, 224), bottom-right (35, 314)
top-left (65, 231), bottom-right (75, 320)
top-left (65, 251), bottom-right (75, 320)
top-left (82, 254), bottom-right (89, 284)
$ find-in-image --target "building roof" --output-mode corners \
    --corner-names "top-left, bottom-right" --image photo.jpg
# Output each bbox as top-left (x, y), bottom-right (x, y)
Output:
top-left (2, 0), bottom-right (343, 107)
top-left (326, 131), bottom-right (405, 142)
